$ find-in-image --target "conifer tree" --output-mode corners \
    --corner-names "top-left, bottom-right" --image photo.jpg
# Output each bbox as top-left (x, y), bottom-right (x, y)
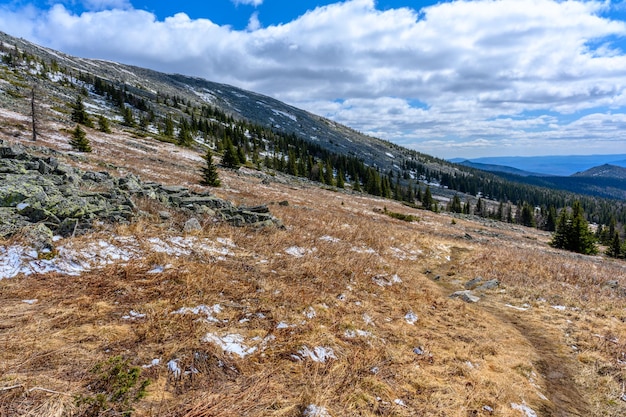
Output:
top-left (69, 124), bottom-right (92, 152)
top-left (200, 148), bottom-right (221, 187)
top-left (71, 95), bottom-right (93, 127)
top-left (450, 194), bottom-right (462, 213)
top-left (121, 106), bottom-right (135, 127)
top-left (606, 232), bottom-right (621, 258)
top-left (221, 138), bottom-right (241, 169)
top-left (336, 169), bottom-right (345, 189)
top-left (422, 186), bottom-right (433, 211)
top-left (163, 114), bottom-right (174, 137)
top-left (550, 202), bottom-right (597, 254)
top-left (97, 115), bottom-right (111, 133)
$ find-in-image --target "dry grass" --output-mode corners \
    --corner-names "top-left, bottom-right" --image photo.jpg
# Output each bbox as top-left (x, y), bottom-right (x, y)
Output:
top-left (1, 115), bottom-right (625, 416)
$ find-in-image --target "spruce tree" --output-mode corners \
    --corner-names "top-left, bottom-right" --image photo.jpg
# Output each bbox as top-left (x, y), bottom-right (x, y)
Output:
top-left (97, 115), bottom-right (111, 133)
top-left (550, 202), bottom-right (597, 254)
top-left (71, 95), bottom-right (93, 127)
top-left (422, 186), bottom-right (433, 211)
top-left (69, 124), bottom-right (92, 152)
top-left (606, 232), bottom-right (621, 258)
top-left (450, 195), bottom-right (462, 213)
top-left (200, 148), bottom-right (221, 187)
top-left (336, 169), bottom-right (345, 189)
top-left (221, 138), bottom-right (241, 169)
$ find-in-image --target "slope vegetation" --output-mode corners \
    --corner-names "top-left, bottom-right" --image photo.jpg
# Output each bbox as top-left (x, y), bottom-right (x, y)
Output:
top-left (0, 109), bottom-right (624, 416)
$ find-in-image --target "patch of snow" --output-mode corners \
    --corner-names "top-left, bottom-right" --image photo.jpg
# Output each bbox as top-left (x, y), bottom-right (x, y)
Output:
top-left (319, 235), bottom-right (340, 243)
top-left (147, 265), bottom-right (165, 274)
top-left (167, 359), bottom-right (181, 378)
top-left (304, 307), bottom-right (317, 319)
top-left (172, 304), bottom-right (223, 323)
top-left (276, 321), bottom-right (295, 329)
top-left (385, 152), bottom-right (395, 159)
top-left (298, 346), bottom-right (336, 363)
top-left (511, 402), bottom-right (538, 417)
top-left (405, 311), bottom-right (418, 325)
top-left (142, 358), bottom-right (161, 368)
top-left (271, 109), bottom-right (297, 122)
top-left (216, 237), bottom-right (236, 247)
top-left (303, 404), bottom-right (332, 417)
top-left (344, 329), bottom-right (373, 338)
top-left (372, 274), bottom-right (401, 287)
top-left (552, 305), bottom-right (567, 311)
top-left (122, 310), bottom-right (146, 320)
top-left (506, 304), bottom-right (530, 311)
top-left (394, 399), bottom-right (406, 407)
top-left (22, 299), bottom-right (38, 304)
top-left (202, 333), bottom-right (257, 358)
top-left (284, 246), bottom-right (315, 257)
top-left (351, 246), bottom-right (377, 255)
top-left (362, 313), bottom-right (374, 326)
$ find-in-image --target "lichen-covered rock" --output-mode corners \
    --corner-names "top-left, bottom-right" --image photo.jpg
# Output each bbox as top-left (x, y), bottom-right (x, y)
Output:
top-left (0, 142), bottom-right (283, 243)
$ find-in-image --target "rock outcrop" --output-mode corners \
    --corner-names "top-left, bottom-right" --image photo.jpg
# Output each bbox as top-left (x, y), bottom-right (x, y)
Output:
top-left (0, 140), bottom-right (282, 247)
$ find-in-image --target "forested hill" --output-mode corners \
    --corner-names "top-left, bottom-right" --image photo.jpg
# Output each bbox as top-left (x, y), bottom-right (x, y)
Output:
top-left (1, 30), bottom-right (625, 228)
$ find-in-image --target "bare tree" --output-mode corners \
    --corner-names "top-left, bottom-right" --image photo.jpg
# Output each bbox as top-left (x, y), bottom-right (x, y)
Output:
top-left (30, 84), bottom-right (38, 141)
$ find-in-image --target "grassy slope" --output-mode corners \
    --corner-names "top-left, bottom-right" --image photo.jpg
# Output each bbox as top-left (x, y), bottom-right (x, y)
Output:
top-left (0, 113), bottom-right (625, 417)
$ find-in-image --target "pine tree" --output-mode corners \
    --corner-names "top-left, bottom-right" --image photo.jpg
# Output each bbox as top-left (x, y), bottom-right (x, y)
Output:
top-left (69, 124), bottom-right (92, 152)
top-left (422, 186), bottom-right (433, 211)
top-left (121, 106), bottom-right (135, 127)
top-left (97, 115), bottom-right (111, 133)
top-left (177, 117), bottom-right (193, 146)
top-left (545, 206), bottom-right (557, 232)
top-left (200, 148), bottom-right (221, 187)
top-left (163, 114), bottom-right (174, 137)
top-left (550, 202), bottom-right (597, 255)
top-left (520, 202), bottom-right (536, 227)
top-left (551, 208), bottom-right (570, 250)
top-left (606, 232), bottom-right (621, 258)
top-left (336, 169), bottom-right (345, 189)
top-left (450, 195), bottom-right (462, 213)
top-left (221, 138), bottom-right (241, 169)
top-left (71, 95), bottom-right (93, 127)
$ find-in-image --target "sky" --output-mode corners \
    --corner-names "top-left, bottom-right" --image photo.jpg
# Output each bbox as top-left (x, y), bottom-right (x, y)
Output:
top-left (1, 0), bottom-right (626, 159)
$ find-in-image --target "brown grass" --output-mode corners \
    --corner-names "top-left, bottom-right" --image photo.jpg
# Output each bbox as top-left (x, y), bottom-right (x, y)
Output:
top-left (1, 115), bottom-right (625, 416)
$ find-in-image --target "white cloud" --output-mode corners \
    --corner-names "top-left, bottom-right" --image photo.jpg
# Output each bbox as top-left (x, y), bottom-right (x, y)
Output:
top-left (232, 0), bottom-right (264, 6)
top-left (82, 0), bottom-right (131, 10)
top-left (0, 0), bottom-right (625, 157)
top-left (247, 11), bottom-right (261, 31)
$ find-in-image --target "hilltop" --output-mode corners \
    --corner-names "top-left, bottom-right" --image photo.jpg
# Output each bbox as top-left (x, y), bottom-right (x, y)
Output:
top-left (0, 32), bottom-right (625, 417)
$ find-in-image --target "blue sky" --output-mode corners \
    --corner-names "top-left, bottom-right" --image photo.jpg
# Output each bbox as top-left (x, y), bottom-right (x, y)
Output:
top-left (1, 0), bottom-right (626, 158)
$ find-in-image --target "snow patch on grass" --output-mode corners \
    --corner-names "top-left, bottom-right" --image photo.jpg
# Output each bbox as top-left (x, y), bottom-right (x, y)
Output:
top-left (297, 346), bottom-right (336, 363)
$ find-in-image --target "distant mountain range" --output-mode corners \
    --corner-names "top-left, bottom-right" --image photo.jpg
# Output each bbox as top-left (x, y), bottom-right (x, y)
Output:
top-left (450, 155), bottom-right (626, 176)
top-left (454, 160), bottom-right (626, 200)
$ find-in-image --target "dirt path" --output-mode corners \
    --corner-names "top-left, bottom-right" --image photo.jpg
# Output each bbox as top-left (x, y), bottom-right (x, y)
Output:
top-left (482, 303), bottom-right (591, 417)
top-left (432, 247), bottom-right (592, 417)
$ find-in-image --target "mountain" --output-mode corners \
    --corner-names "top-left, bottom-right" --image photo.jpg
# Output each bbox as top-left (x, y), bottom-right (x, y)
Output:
top-left (0, 30), bottom-right (625, 215)
top-left (454, 155), bottom-right (626, 176)
top-left (572, 164), bottom-right (626, 180)
top-left (1, 32), bottom-right (626, 417)
top-left (456, 160), bottom-right (541, 177)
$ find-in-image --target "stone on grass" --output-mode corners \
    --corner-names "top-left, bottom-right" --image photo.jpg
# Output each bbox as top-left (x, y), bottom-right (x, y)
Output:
top-left (449, 290), bottom-right (480, 303)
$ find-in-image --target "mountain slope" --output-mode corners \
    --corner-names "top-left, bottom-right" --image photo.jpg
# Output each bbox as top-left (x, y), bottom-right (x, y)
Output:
top-left (457, 160), bottom-right (541, 177)
top-left (0, 32), bottom-right (625, 417)
top-left (455, 155), bottom-right (626, 176)
top-left (1, 30), bottom-right (626, 219)
top-left (572, 164), bottom-right (626, 179)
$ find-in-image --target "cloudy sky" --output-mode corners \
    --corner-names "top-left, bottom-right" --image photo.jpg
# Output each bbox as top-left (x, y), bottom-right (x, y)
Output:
top-left (1, 0), bottom-right (626, 159)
